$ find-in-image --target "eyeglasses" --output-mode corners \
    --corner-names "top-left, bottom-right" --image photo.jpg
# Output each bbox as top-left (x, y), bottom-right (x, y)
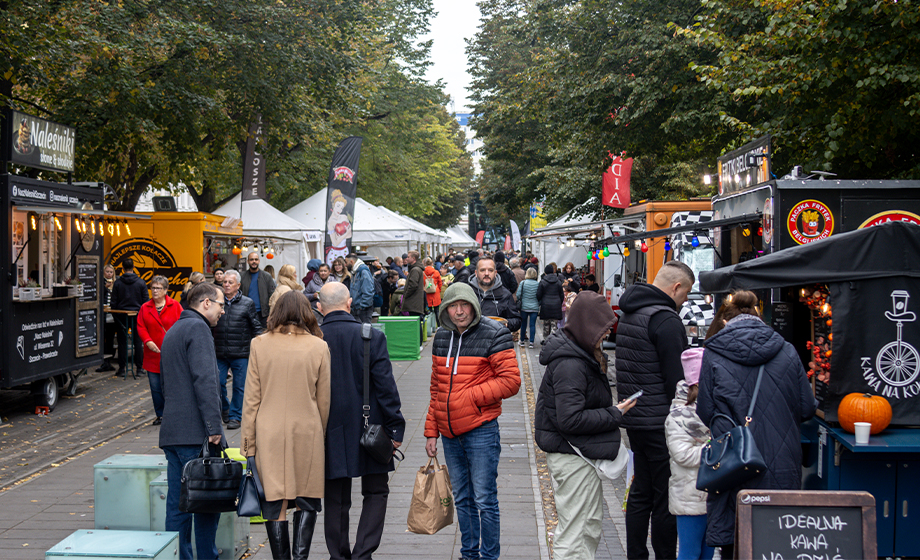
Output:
top-left (150, 286), bottom-right (166, 291)
top-left (208, 299), bottom-right (226, 309)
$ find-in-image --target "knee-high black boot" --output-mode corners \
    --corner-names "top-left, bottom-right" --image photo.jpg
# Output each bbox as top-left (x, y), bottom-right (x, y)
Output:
top-left (291, 509), bottom-right (318, 560)
top-left (265, 520), bottom-right (291, 560)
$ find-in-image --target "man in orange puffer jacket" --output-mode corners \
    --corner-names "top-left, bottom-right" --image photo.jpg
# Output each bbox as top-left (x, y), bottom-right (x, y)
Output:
top-left (425, 282), bottom-right (520, 560)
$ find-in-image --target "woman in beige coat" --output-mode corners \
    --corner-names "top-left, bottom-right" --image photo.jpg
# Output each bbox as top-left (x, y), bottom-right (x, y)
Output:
top-left (268, 264), bottom-right (303, 314)
top-left (241, 290), bottom-right (330, 560)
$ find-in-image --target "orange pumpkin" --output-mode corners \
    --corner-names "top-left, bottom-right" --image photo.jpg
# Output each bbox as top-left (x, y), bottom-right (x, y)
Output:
top-left (837, 393), bottom-right (892, 435)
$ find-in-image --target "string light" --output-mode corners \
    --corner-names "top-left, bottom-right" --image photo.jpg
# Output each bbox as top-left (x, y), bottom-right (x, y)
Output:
top-left (664, 238), bottom-right (671, 252)
top-left (54, 216), bottom-right (63, 231)
top-left (99, 220), bottom-right (104, 237)
top-left (116, 222), bottom-right (121, 236)
top-left (742, 225), bottom-right (751, 237)
top-left (31, 214), bottom-right (37, 230)
top-left (757, 226), bottom-right (763, 236)
top-left (640, 241), bottom-right (649, 253)
top-left (91, 220), bottom-right (96, 235)
top-left (602, 247), bottom-right (610, 257)
top-left (108, 222), bottom-right (115, 235)
top-left (124, 220), bottom-right (131, 236)
top-left (691, 234), bottom-right (700, 248)
top-left (623, 246), bottom-right (630, 257)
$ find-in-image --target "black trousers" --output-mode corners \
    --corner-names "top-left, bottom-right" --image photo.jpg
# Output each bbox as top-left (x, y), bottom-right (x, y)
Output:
top-left (115, 315), bottom-right (144, 371)
top-left (625, 428), bottom-right (677, 560)
top-left (324, 473), bottom-right (389, 560)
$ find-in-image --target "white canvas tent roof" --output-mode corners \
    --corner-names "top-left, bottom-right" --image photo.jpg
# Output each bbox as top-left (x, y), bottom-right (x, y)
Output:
top-left (373, 206), bottom-right (451, 245)
top-left (442, 225), bottom-right (478, 249)
top-left (213, 193), bottom-right (320, 275)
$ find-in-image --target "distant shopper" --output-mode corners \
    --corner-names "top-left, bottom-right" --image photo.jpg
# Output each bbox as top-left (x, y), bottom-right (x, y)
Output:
top-left (241, 291), bottom-right (330, 560)
top-left (318, 283), bottom-right (405, 560)
top-left (582, 274), bottom-right (600, 293)
top-left (560, 262), bottom-right (577, 282)
top-left (450, 255), bottom-right (472, 285)
top-left (345, 253), bottom-right (376, 323)
top-left (665, 348), bottom-right (714, 560)
top-left (159, 282), bottom-right (225, 560)
top-left (697, 291), bottom-right (817, 558)
top-left (240, 252), bottom-right (276, 322)
top-left (537, 264), bottom-right (564, 342)
top-left (214, 270), bottom-right (262, 430)
top-left (516, 267), bottom-right (540, 348)
top-left (493, 251), bottom-right (518, 297)
top-left (425, 283), bottom-right (521, 560)
top-left (615, 260), bottom-right (694, 560)
top-left (268, 264), bottom-right (303, 314)
top-left (304, 263), bottom-right (331, 306)
top-left (422, 257), bottom-right (443, 326)
top-left (97, 265), bottom-right (118, 372)
top-left (510, 257), bottom-right (526, 286)
top-left (180, 271), bottom-right (206, 309)
top-left (137, 276), bottom-right (182, 426)
top-left (330, 257), bottom-right (352, 289)
top-left (213, 267), bottom-right (225, 287)
top-left (402, 250), bottom-right (427, 318)
top-left (469, 257), bottom-right (521, 332)
top-left (111, 258), bottom-right (149, 376)
top-left (535, 291), bottom-right (634, 559)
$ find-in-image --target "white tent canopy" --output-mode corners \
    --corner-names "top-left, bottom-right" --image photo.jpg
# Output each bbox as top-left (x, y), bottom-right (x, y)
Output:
top-left (284, 189), bottom-right (425, 260)
top-left (442, 225), bottom-right (478, 249)
top-left (213, 194), bottom-right (321, 276)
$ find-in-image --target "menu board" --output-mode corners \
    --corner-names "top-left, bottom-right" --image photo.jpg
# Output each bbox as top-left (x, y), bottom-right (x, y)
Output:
top-left (77, 259), bottom-right (98, 302)
top-left (78, 308), bottom-right (98, 350)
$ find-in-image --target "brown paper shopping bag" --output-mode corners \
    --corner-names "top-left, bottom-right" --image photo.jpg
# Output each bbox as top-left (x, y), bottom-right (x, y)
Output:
top-left (407, 455), bottom-right (455, 534)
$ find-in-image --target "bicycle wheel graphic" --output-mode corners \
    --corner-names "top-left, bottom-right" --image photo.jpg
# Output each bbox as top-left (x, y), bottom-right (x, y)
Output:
top-left (876, 340), bottom-right (920, 387)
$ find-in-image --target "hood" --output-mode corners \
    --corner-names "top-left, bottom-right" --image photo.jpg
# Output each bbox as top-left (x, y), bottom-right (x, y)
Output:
top-left (541, 272), bottom-right (560, 285)
top-left (438, 282), bottom-right (481, 332)
top-left (703, 315), bottom-right (785, 366)
top-left (495, 262), bottom-right (509, 274)
top-left (669, 380), bottom-right (709, 442)
top-left (562, 291), bottom-right (617, 355)
top-left (468, 271), bottom-right (504, 293)
top-left (351, 259), bottom-right (367, 272)
top-left (309, 274), bottom-right (329, 289)
top-left (618, 283), bottom-right (677, 313)
top-left (539, 329), bottom-right (598, 369)
top-left (424, 265), bottom-right (437, 276)
top-left (120, 272), bottom-right (146, 286)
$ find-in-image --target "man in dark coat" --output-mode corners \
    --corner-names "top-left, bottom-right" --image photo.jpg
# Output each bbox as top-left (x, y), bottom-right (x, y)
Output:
top-left (493, 251), bottom-right (518, 298)
top-left (317, 282), bottom-right (405, 560)
top-left (159, 282), bottom-right (226, 560)
top-left (698, 312), bottom-right (817, 552)
top-left (537, 264), bottom-right (564, 341)
top-left (450, 254), bottom-right (472, 285)
top-left (469, 257), bottom-right (521, 332)
top-left (213, 269), bottom-right (262, 430)
top-left (401, 250), bottom-right (427, 316)
top-left (615, 260), bottom-right (694, 560)
top-left (111, 258), bottom-right (149, 376)
top-left (239, 252), bottom-right (276, 321)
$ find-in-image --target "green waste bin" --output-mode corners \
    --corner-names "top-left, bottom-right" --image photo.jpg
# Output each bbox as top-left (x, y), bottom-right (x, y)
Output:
top-left (378, 316), bottom-right (420, 360)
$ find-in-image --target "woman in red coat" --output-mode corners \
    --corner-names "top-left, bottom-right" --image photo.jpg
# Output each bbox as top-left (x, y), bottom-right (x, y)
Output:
top-left (137, 275), bottom-right (183, 425)
top-left (423, 258), bottom-right (443, 325)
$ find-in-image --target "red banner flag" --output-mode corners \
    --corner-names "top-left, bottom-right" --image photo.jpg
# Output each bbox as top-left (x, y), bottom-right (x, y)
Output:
top-left (475, 230), bottom-right (485, 247)
top-left (504, 235), bottom-right (512, 251)
top-left (602, 155), bottom-right (633, 208)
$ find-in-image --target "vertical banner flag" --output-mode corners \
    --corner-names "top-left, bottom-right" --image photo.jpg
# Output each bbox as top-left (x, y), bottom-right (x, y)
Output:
top-left (530, 200), bottom-right (548, 230)
top-left (475, 230), bottom-right (485, 247)
top-left (504, 235), bottom-right (512, 251)
top-left (602, 154), bottom-right (633, 208)
top-left (323, 136), bottom-right (363, 266)
top-left (510, 220), bottom-right (522, 251)
top-left (241, 116), bottom-right (267, 201)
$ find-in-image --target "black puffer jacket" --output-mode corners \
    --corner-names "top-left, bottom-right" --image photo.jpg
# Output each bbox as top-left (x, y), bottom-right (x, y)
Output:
top-left (111, 272), bottom-right (149, 311)
top-left (698, 316), bottom-right (817, 547)
top-left (615, 283), bottom-right (687, 430)
top-left (535, 330), bottom-right (623, 460)
top-left (537, 272), bottom-right (564, 320)
top-left (495, 262), bottom-right (518, 297)
top-left (468, 275), bottom-right (522, 332)
top-left (213, 291), bottom-right (263, 360)
top-left (452, 265), bottom-right (472, 285)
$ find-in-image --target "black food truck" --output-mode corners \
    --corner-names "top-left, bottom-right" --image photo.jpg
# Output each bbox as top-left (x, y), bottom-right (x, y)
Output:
top-left (1, 110), bottom-right (112, 411)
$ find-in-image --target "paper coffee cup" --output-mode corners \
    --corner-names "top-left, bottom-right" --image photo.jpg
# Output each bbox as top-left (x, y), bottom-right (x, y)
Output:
top-left (854, 422), bottom-right (871, 445)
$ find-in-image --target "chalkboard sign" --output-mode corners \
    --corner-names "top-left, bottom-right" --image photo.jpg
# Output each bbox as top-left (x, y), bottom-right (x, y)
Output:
top-left (771, 301), bottom-right (793, 341)
top-left (78, 308), bottom-right (98, 350)
top-left (736, 490), bottom-right (876, 560)
top-left (77, 257), bottom-right (99, 303)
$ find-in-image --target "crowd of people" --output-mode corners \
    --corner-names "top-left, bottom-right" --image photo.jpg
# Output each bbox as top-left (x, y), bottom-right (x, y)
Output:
top-left (98, 247), bottom-right (815, 560)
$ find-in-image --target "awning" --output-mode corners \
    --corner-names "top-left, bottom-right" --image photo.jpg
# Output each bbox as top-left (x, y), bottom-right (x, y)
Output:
top-left (604, 213), bottom-right (762, 244)
top-left (14, 206), bottom-right (151, 220)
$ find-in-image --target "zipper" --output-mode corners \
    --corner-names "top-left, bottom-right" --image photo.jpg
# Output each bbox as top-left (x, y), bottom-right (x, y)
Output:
top-left (445, 331), bottom-right (462, 437)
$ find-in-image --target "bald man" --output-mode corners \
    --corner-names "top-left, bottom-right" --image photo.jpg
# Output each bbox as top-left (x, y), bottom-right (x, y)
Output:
top-left (317, 283), bottom-right (405, 559)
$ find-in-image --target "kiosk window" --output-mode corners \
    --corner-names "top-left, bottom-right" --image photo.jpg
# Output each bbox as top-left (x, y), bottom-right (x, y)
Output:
top-left (13, 210), bottom-right (71, 294)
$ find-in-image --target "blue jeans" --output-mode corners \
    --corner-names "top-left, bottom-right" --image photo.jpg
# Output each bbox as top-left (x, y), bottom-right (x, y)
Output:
top-left (163, 445), bottom-right (220, 560)
top-left (217, 357), bottom-right (248, 421)
top-left (520, 311), bottom-right (538, 343)
top-left (440, 419), bottom-right (501, 560)
top-left (677, 515), bottom-right (715, 560)
top-left (148, 371), bottom-right (164, 417)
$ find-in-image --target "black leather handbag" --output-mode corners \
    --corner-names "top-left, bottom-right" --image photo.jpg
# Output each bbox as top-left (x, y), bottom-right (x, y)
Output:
top-left (236, 456), bottom-right (264, 518)
top-left (696, 364), bottom-right (767, 494)
top-left (179, 439), bottom-right (243, 513)
top-left (358, 324), bottom-right (404, 465)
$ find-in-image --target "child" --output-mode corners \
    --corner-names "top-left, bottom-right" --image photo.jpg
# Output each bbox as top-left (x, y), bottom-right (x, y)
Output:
top-left (665, 347), bottom-right (715, 560)
top-left (559, 280), bottom-right (579, 329)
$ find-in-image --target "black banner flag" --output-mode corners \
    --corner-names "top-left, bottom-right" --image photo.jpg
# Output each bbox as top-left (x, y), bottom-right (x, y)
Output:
top-left (323, 136), bottom-right (362, 266)
top-left (241, 116), bottom-right (267, 201)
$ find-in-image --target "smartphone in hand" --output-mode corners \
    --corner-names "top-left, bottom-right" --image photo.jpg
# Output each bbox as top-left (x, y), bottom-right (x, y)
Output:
top-left (624, 390), bottom-right (643, 403)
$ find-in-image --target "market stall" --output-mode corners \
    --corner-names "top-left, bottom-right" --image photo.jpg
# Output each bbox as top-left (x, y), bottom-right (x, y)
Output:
top-left (700, 222), bottom-right (920, 557)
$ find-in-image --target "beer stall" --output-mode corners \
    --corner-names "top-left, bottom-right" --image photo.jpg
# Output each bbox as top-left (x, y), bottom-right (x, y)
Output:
top-left (1, 110), bottom-right (137, 410)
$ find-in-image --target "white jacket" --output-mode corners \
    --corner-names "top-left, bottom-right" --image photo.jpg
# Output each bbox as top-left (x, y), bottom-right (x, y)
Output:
top-left (664, 381), bottom-right (711, 516)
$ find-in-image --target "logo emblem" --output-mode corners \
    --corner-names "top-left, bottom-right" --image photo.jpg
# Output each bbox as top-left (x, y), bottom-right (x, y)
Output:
top-left (787, 200), bottom-right (834, 244)
top-left (108, 239), bottom-right (193, 299)
top-left (859, 210), bottom-right (920, 229)
top-left (333, 166), bottom-right (356, 183)
top-left (862, 290), bottom-right (920, 399)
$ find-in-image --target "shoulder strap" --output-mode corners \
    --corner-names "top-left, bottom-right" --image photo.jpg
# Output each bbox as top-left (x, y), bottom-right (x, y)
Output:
top-left (745, 364), bottom-right (766, 425)
top-left (362, 323), bottom-right (372, 426)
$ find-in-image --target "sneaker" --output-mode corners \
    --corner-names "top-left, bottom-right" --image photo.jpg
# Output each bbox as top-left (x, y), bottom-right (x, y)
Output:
top-left (151, 417), bottom-right (162, 426)
top-left (520, 339), bottom-right (526, 347)
top-left (222, 411), bottom-right (229, 423)
top-left (529, 342), bottom-right (534, 349)
top-left (114, 368), bottom-right (126, 377)
top-left (227, 420), bottom-right (241, 430)
top-left (96, 362), bottom-right (116, 372)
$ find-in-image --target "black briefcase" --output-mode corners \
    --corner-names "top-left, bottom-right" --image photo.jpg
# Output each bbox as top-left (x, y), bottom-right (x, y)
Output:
top-left (179, 439), bottom-right (243, 513)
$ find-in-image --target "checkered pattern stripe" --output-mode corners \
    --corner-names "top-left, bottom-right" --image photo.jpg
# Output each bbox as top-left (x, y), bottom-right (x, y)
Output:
top-left (670, 211), bottom-right (713, 246)
top-left (680, 298), bottom-right (715, 347)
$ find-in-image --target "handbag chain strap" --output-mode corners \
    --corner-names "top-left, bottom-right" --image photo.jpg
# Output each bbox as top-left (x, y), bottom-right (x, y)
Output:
top-left (744, 364), bottom-right (766, 427)
top-left (361, 322), bottom-right (372, 428)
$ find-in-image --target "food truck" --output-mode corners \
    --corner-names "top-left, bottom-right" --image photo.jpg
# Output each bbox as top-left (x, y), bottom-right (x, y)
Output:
top-left (1, 111), bottom-right (111, 410)
top-left (104, 212), bottom-right (245, 301)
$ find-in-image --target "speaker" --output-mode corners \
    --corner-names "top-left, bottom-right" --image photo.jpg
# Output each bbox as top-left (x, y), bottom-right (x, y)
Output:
top-left (152, 196), bottom-right (177, 211)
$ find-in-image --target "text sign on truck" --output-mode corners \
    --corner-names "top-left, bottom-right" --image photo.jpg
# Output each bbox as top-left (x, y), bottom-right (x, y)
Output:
top-left (6, 110), bottom-right (75, 173)
top-left (716, 135), bottom-right (771, 196)
top-left (736, 490), bottom-right (876, 560)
